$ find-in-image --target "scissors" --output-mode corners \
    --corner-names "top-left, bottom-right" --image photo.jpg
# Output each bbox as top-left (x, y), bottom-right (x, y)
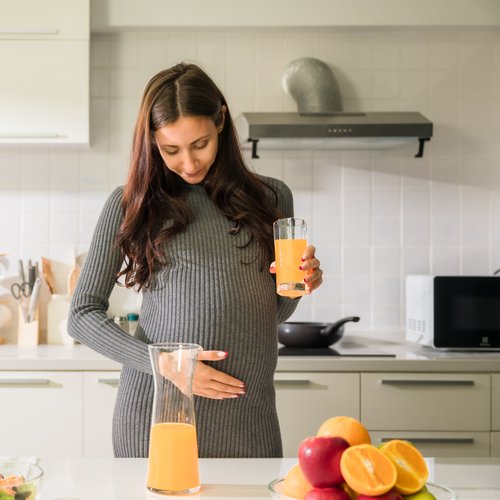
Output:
top-left (11, 281), bottom-right (31, 300)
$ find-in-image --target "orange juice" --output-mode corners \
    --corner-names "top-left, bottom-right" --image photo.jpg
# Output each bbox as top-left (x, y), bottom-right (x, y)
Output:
top-left (274, 238), bottom-right (307, 298)
top-left (147, 422), bottom-right (200, 493)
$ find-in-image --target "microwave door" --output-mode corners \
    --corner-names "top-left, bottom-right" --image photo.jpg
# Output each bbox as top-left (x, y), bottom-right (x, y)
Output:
top-left (434, 277), bottom-right (500, 349)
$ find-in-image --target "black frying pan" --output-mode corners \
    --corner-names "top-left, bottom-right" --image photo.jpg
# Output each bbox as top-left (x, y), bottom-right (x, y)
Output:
top-left (278, 316), bottom-right (360, 348)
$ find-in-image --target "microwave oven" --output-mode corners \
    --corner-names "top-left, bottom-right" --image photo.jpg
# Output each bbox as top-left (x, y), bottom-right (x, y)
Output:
top-left (405, 275), bottom-right (500, 350)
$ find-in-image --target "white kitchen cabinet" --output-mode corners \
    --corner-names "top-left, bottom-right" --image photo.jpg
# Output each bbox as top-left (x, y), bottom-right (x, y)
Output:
top-left (83, 371), bottom-right (120, 457)
top-left (492, 374), bottom-right (500, 431)
top-left (0, 371), bottom-right (83, 458)
top-left (492, 432), bottom-right (500, 457)
top-left (274, 372), bottom-right (359, 457)
top-left (91, 0), bottom-right (500, 30)
top-left (0, 0), bottom-right (89, 39)
top-left (361, 372), bottom-right (491, 457)
top-left (0, 0), bottom-right (89, 145)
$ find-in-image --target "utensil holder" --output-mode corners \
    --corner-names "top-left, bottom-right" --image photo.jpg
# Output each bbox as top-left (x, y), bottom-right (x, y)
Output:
top-left (47, 294), bottom-right (75, 345)
top-left (17, 305), bottom-right (40, 346)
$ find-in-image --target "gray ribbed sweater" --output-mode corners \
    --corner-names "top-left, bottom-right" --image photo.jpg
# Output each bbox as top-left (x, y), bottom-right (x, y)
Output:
top-left (68, 176), bottom-right (299, 458)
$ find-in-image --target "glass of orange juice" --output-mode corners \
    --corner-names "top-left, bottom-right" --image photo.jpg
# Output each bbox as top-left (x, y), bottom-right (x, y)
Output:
top-left (273, 217), bottom-right (308, 298)
top-left (147, 342), bottom-right (202, 495)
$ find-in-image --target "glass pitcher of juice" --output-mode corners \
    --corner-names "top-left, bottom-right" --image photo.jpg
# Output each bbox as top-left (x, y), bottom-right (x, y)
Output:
top-left (147, 342), bottom-right (202, 495)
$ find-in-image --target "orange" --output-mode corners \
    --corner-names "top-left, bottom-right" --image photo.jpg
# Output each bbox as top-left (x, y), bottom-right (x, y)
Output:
top-left (317, 416), bottom-right (371, 446)
top-left (380, 439), bottom-right (429, 495)
top-left (340, 444), bottom-right (397, 496)
top-left (282, 463), bottom-right (313, 499)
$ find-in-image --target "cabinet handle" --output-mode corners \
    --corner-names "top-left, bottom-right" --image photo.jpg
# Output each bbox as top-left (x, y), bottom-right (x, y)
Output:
top-left (98, 378), bottom-right (120, 387)
top-left (0, 378), bottom-right (51, 385)
top-left (378, 437), bottom-right (475, 444)
top-left (274, 379), bottom-right (312, 386)
top-left (0, 133), bottom-right (62, 139)
top-left (380, 379), bottom-right (474, 386)
top-left (0, 29), bottom-right (59, 35)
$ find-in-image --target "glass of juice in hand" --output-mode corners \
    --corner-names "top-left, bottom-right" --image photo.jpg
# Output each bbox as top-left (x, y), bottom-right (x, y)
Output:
top-left (273, 217), bottom-right (308, 298)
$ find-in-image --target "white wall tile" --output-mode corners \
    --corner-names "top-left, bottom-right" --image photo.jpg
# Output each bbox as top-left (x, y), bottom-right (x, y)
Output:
top-left (372, 216), bottom-right (401, 246)
top-left (431, 246), bottom-right (460, 274)
top-left (403, 217), bottom-right (430, 246)
top-left (372, 187), bottom-right (401, 216)
top-left (343, 246), bottom-right (371, 275)
top-left (431, 182), bottom-right (460, 215)
top-left (372, 276), bottom-right (400, 305)
top-left (3, 28), bottom-right (500, 338)
top-left (461, 217), bottom-right (489, 247)
top-left (431, 216), bottom-right (460, 245)
top-left (402, 246), bottom-right (430, 275)
top-left (344, 187), bottom-right (370, 216)
top-left (343, 275), bottom-right (371, 304)
top-left (461, 246), bottom-right (490, 274)
top-left (316, 245), bottom-right (341, 276)
top-left (343, 216), bottom-right (370, 246)
top-left (373, 246), bottom-right (400, 275)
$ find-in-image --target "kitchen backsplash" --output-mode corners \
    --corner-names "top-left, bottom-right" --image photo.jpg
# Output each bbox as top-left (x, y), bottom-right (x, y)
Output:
top-left (1, 27), bottom-right (500, 342)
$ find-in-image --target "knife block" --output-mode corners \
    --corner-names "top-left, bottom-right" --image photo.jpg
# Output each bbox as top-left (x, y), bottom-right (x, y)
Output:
top-left (17, 305), bottom-right (40, 346)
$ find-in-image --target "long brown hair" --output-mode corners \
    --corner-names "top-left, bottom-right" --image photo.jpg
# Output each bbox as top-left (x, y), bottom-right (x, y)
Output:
top-left (116, 63), bottom-right (282, 290)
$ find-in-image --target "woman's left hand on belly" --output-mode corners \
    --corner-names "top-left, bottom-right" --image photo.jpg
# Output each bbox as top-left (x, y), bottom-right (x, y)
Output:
top-left (159, 350), bottom-right (246, 399)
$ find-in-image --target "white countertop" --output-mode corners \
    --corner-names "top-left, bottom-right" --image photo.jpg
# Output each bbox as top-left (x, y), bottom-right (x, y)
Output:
top-left (37, 457), bottom-right (500, 499)
top-left (1, 339), bottom-right (500, 372)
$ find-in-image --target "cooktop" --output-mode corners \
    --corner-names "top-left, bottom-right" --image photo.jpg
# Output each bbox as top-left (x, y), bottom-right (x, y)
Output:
top-left (278, 344), bottom-right (396, 357)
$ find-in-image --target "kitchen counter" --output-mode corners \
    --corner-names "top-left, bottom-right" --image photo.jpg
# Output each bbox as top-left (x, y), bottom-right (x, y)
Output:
top-left (1, 337), bottom-right (500, 372)
top-left (37, 457), bottom-right (500, 499)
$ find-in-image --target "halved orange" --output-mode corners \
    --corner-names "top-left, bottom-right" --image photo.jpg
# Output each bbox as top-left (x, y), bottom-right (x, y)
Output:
top-left (283, 463), bottom-right (313, 499)
top-left (316, 415), bottom-right (371, 446)
top-left (379, 439), bottom-right (429, 495)
top-left (340, 444), bottom-right (397, 496)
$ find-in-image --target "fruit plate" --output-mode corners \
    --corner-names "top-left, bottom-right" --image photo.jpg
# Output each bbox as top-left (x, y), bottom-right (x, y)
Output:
top-left (268, 478), bottom-right (457, 500)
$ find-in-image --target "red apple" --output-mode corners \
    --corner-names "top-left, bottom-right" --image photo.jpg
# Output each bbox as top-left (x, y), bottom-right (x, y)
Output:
top-left (305, 486), bottom-right (351, 500)
top-left (298, 436), bottom-right (350, 488)
top-left (357, 493), bottom-right (403, 500)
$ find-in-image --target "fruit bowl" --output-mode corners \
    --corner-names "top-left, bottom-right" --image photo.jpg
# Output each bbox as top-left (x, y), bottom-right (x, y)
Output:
top-left (268, 478), bottom-right (457, 500)
top-left (0, 458), bottom-right (43, 500)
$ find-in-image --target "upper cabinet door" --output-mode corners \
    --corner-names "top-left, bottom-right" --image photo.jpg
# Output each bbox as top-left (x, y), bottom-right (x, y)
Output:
top-left (0, 0), bottom-right (89, 145)
top-left (0, 0), bottom-right (89, 39)
top-left (0, 40), bottom-right (89, 145)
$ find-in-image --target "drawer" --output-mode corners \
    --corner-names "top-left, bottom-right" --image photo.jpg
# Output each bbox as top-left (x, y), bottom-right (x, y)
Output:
top-left (275, 372), bottom-right (360, 457)
top-left (361, 372), bottom-right (490, 431)
top-left (370, 431), bottom-right (490, 458)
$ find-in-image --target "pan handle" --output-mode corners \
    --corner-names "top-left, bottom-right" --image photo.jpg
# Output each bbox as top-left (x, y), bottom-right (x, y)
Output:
top-left (320, 316), bottom-right (360, 336)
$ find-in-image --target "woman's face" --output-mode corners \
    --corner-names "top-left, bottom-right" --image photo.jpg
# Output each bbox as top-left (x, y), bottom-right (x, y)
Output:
top-left (154, 115), bottom-right (221, 184)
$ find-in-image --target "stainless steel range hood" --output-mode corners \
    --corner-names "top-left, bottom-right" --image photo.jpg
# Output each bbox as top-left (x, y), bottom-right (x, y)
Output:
top-left (235, 58), bottom-right (433, 159)
top-left (235, 111), bottom-right (433, 159)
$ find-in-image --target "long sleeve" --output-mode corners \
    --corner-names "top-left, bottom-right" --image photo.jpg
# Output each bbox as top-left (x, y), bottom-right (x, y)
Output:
top-left (67, 186), bottom-right (152, 374)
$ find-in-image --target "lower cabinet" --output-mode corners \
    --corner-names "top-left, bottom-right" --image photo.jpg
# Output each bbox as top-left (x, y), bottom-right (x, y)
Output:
top-left (83, 372), bottom-right (120, 457)
top-left (362, 372), bottom-right (491, 457)
top-left (0, 371), bottom-right (83, 458)
top-left (275, 372), bottom-right (360, 457)
top-left (492, 432), bottom-right (500, 457)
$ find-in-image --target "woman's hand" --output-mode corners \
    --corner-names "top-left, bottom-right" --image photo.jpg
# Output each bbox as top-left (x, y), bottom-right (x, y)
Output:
top-left (159, 350), bottom-right (245, 400)
top-left (269, 244), bottom-right (323, 294)
top-left (300, 245), bottom-right (323, 294)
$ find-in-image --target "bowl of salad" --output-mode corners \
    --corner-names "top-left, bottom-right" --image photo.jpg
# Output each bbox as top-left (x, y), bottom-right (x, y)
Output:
top-left (0, 459), bottom-right (43, 500)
